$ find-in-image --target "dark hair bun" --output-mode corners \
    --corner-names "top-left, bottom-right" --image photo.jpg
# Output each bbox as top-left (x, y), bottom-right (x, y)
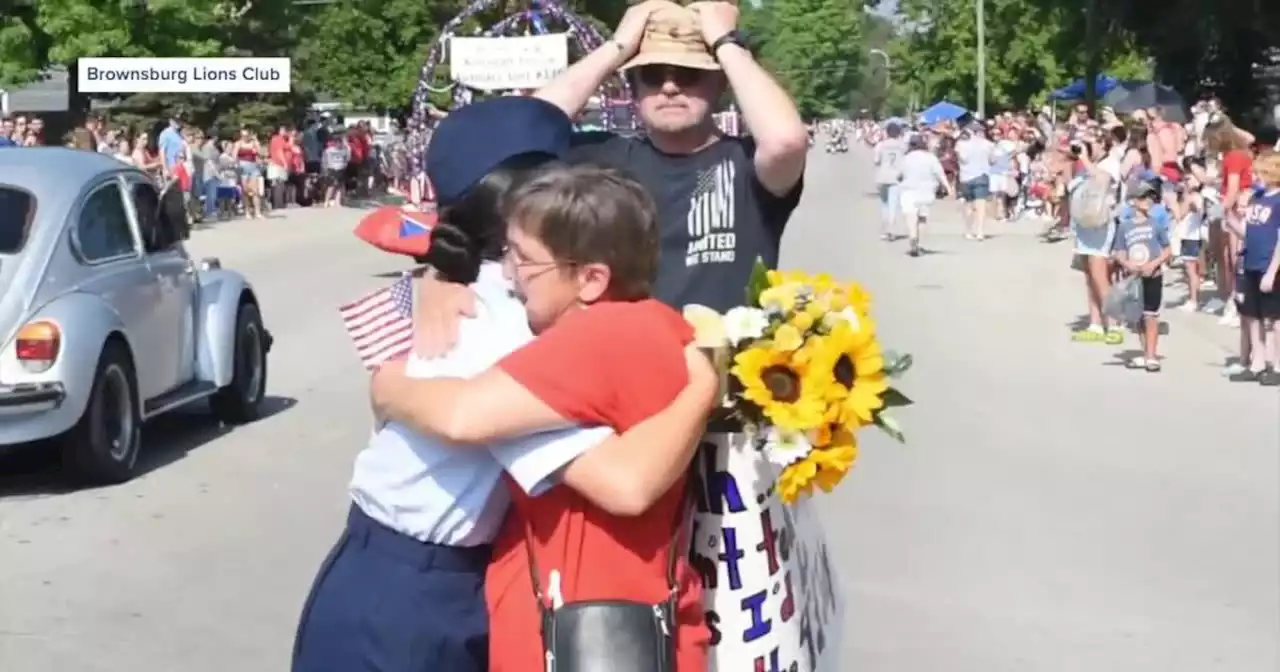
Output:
top-left (421, 220), bottom-right (480, 284)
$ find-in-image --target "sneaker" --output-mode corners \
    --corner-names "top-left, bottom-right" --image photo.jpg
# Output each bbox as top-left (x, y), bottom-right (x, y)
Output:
top-left (1071, 324), bottom-right (1106, 342)
top-left (1145, 359), bottom-right (1162, 372)
top-left (1223, 361), bottom-right (1248, 377)
top-left (1229, 368), bottom-right (1261, 382)
top-left (1178, 301), bottom-right (1198, 313)
top-left (1127, 356), bottom-right (1147, 369)
top-left (1218, 305), bottom-right (1239, 327)
top-left (1202, 297), bottom-right (1225, 315)
top-left (1259, 368), bottom-right (1280, 386)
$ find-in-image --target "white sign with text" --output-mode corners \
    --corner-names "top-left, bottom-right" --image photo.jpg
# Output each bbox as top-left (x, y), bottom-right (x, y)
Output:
top-left (449, 34), bottom-right (567, 91)
top-left (690, 432), bottom-right (845, 672)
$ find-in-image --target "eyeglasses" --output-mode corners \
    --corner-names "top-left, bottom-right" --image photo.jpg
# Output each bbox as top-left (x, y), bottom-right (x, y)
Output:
top-left (635, 65), bottom-right (705, 89)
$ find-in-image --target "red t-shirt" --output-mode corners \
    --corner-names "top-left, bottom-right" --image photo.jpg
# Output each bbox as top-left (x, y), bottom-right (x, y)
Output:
top-left (487, 299), bottom-right (708, 672)
top-left (1222, 149), bottom-right (1253, 197)
top-left (269, 134), bottom-right (290, 166)
top-left (348, 132), bottom-right (369, 163)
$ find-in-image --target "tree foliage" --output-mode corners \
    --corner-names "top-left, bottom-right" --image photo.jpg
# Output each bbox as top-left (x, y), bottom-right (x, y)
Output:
top-left (743, 0), bottom-right (866, 118)
top-left (0, 0), bottom-right (306, 131)
top-left (892, 0), bottom-right (1151, 113)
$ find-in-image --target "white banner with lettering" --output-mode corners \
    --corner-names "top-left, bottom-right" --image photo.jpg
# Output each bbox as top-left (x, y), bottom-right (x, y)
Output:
top-left (690, 432), bottom-right (845, 672)
top-left (449, 34), bottom-right (568, 91)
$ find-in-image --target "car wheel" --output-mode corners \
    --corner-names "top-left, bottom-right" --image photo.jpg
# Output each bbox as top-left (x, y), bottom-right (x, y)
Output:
top-left (61, 341), bottom-right (142, 485)
top-left (210, 301), bottom-right (268, 423)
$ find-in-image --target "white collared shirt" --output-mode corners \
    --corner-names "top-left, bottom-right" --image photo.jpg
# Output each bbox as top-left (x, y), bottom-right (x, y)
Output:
top-left (349, 262), bottom-right (610, 546)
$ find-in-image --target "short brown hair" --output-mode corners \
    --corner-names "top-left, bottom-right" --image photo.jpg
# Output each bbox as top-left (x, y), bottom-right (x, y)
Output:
top-left (1255, 150), bottom-right (1280, 188)
top-left (506, 165), bottom-right (658, 300)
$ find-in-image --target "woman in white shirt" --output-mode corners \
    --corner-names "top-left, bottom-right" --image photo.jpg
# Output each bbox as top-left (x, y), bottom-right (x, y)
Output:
top-left (897, 134), bottom-right (955, 257)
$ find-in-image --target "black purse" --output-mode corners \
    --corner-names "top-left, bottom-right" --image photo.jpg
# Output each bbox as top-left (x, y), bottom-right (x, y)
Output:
top-left (522, 496), bottom-right (687, 672)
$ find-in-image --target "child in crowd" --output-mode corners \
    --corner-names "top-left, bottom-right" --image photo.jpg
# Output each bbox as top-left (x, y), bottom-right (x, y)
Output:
top-left (322, 136), bottom-right (350, 208)
top-left (1113, 177), bottom-right (1173, 371)
top-left (1228, 151), bottom-right (1280, 385)
top-left (1176, 172), bottom-right (1207, 311)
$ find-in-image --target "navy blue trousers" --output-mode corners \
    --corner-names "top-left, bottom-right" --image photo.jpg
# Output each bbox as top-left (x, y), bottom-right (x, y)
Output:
top-left (292, 505), bottom-right (491, 672)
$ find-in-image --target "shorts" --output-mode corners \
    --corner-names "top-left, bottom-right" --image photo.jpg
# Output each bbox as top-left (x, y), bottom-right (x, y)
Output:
top-left (1072, 220), bottom-right (1116, 257)
top-left (239, 161), bottom-right (261, 178)
top-left (1235, 270), bottom-right (1280, 320)
top-left (959, 175), bottom-right (990, 201)
top-left (990, 174), bottom-right (1017, 196)
top-left (1179, 240), bottom-right (1203, 261)
top-left (900, 190), bottom-right (935, 220)
top-left (322, 167), bottom-right (345, 189)
top-left (1140, 275), bottom-right (1163, 316)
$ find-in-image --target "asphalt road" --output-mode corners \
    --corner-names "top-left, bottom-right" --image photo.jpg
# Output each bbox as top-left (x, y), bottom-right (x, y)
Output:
top-left (1, 147), bottom-right (1276, 672)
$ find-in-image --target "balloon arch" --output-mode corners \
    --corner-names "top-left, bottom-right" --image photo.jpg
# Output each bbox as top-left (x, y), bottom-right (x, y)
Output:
top-left (406, 0), bottom-right (629, 177)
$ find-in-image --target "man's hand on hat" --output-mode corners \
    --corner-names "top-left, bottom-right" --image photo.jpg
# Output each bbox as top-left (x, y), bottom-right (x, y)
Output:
top-left (613, 0), bottom-right (681, 58)
top-left (687, 1), bottom-right (740, 47)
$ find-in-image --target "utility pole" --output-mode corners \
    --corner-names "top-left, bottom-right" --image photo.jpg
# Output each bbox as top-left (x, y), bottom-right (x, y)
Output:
top-left (975, 0), bottom-right (985, 119)
top-left (869, 49), bottom-right (891, 90)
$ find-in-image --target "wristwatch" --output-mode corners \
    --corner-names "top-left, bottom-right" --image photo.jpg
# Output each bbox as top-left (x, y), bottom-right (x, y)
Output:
top-left (710, 31), bottom-right (749, 58)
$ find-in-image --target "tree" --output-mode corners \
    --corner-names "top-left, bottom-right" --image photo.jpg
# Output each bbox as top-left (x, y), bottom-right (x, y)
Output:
top-left (746, 0), bottom-right (865, 118)
top-left (292, 0), bottom-right (460, 113)
top-left (892, 0), bottom-right (1150, 112)
top-left (0, 0), bottom-right (305, 130)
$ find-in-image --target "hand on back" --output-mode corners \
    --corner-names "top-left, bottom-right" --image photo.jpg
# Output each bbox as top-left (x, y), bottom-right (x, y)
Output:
top-left (412, 273), bottom-right (477, 358)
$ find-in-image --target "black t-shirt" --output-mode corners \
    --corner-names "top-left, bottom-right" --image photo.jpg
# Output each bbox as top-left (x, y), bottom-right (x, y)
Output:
top-left (568, 132), bottom-right (803, 313)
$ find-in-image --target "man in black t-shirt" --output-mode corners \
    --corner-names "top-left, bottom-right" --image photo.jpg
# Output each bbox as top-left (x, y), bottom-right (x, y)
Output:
top-left (542, 0), bottom-right (808, 313)
top-left (411, 0), bottom-right (808, 353)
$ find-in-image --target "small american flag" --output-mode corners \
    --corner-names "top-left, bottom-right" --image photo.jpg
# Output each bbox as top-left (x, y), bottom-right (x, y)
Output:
top-left (693, 165), bottom-right (719, 200)
top-left (340, 274), bottom-right (414, 369)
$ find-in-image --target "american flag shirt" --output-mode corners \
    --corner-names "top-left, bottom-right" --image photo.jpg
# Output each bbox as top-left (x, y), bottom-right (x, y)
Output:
top-left (340, 274), bottom-right (415, 369)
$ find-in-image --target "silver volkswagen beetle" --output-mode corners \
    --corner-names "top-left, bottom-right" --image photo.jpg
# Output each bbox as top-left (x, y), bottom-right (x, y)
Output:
top-left (0, 148), bottom-right (271, 484)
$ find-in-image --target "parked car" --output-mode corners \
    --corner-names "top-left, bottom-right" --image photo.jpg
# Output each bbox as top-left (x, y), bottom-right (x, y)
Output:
top-left (0, 148), bottom-right (272, 484)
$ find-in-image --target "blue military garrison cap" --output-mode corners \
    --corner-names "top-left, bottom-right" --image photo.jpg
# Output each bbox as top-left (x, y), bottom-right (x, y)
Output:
top-left (426, 96), bottom-right (573, 207)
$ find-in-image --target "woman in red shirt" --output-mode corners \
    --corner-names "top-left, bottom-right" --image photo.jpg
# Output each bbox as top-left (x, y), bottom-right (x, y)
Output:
top-left (1206, 118), bottom-right (1254, 327)
top-left (373, 166), bottom-right (716, 671)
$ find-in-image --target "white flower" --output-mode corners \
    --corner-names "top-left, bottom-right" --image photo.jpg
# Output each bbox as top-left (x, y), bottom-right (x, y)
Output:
top-left (723, 306), bottom-right (769, 345)
top-left (762, 426), bottom-right (813, 468)
top-left (822, 306), bottom-right (861, 331)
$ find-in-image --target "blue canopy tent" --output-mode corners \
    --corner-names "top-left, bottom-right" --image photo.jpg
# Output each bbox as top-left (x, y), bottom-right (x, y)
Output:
top-left (1049, 75), bottom-right (1119, 101)
top-left (918, 101), bottom-right (968, 125)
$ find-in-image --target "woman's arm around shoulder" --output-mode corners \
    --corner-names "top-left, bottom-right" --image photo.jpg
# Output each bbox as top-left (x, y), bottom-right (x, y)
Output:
top-left (557, 345), bottom-right (720, 516)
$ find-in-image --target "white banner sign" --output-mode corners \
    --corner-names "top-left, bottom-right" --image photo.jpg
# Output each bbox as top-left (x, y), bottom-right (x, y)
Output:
top-left (691, 433), bottom-right (845, 672)
top-left (449, 34), bottom-right (568, 91)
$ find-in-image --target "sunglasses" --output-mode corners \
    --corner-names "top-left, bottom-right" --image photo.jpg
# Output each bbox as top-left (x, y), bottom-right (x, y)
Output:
top-left (635, 65), bottom-right (705, 89)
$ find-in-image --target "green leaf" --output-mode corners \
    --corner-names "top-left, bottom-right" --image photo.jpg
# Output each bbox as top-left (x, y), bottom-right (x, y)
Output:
top-left (874, 413), bottom-right (906, 444)
top-left (883, 351), bottom-right (913, 377)
top-left (745, 257), bottom-right (770, 307)
top-left (880, 388), bottom-right (913, 409)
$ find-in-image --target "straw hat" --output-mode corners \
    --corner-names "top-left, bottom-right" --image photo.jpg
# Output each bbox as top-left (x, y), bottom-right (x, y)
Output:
top-left (621, 5), bottom-right (720, 71)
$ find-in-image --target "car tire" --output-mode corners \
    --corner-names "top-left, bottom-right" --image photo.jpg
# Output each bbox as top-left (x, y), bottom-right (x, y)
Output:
top-left (210, 301), bottom-right (268, 423)
top-left (61, 340), bottom-right (142, 485)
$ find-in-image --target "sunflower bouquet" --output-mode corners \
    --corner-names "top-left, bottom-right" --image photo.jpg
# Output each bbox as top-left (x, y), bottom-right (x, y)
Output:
top-left (683, 259), bottom-right (913, 504)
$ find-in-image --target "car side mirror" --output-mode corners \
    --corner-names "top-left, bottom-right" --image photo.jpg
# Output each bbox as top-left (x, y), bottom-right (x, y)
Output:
top-left (157, 180), bottom-right (190, 242)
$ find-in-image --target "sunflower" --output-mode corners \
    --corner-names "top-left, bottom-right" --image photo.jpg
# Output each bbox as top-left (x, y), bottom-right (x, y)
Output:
top-left (778, 411), bottom-right (861, 503)
top-left (777, 456), bottom-right (819, 503)
top-left (842, 282), bottom-right (873, 316)
top-left (810, 427), bottom-right (858, 494)
top-left (732, 344), bottom-right (831, 431)
top-left (818, 319), bottom-right (889, 427)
